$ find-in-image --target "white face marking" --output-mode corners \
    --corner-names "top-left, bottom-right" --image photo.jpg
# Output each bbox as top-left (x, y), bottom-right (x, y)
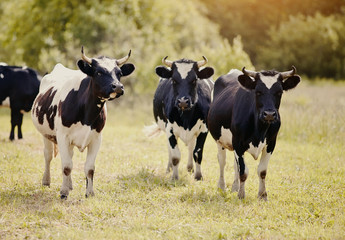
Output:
top-left (100, 58), bottom-right (117, 72)
top-left (0, 73), bottom-right (4, 78)
top-left (175, 63), bottom-right (194, 79)
top-left (218, 126), bottom-right (233, 150)
top-left (260, 74), bottom-right (278, 89)
top-left (247, 140), bottom-right (267, 160)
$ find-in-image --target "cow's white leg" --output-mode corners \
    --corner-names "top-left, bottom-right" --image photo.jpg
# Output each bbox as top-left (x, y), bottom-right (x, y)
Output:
top-left (85, 135), bottom-right (101, 198)
top-left (42, 137), bottom-right (54, 187)
top-left (217, 144), bottom-right (226, 190)
top-left (57, 133), bottom-right (74, 199)
top-left (231, 157), bottom-right (239, 193)
top-left (187, 137), bottom-right (196, 173)
top-left (166, 144), bottom-right (173, 173)
top-left (234, 151), bottom-right (248, 199)
top-left (257, 146), bottom-right (271, 201)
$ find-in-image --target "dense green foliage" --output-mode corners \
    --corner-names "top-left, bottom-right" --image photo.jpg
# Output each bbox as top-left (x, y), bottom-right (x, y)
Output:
top-left (201, 0), bottom-right (345, 79)
top-left (0, 0), bottom-right (253, 93)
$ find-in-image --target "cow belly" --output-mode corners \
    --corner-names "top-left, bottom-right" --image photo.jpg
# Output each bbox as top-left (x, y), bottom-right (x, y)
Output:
top-left (168, 119), bottom-right (207, 145)
top-left (217, 126), bottom-right (233, 150)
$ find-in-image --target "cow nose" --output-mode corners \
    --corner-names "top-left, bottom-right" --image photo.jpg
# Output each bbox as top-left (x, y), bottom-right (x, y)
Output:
top-left (112, 84), bottom-right (124, 95)
top-left (263, 110), bottom-right (277, 122)
top-left (177, 97), bottom-right (190, 110)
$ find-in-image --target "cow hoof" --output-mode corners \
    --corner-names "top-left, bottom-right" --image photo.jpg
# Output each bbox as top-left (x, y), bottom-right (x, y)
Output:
top-left (42, 182), bottom-right (50, 187)
top-left (218, 181), bottom-right (225, 191)
top-left (187, 165), bottom-right (194, 173)
top-left (238, 191), bottom-right (245, 199)
top-left (231, 182), bottom-right (239, 193)
top-left (258, 192), bottom-right (268, 201)
top-left (60, 195), bottom-right (68, 200)
top-left (85, 192), bottom-right (95, 198)
top-left (194, 172), bottom-right (203, 181)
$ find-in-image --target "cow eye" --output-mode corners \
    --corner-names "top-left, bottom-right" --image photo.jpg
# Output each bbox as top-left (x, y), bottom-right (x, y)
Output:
top-left (172, 79), bottom-right (177, 84)
top-left (97, 72), bottom-right (102, 76)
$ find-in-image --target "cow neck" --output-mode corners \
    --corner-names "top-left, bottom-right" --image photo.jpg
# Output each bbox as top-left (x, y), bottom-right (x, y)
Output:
top-left (82, 77), bottom-right (105, 124)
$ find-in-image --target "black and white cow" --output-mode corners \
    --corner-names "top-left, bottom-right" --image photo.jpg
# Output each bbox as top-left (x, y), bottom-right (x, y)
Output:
top-left (0, 64), bottom-right (40, 140)
top-left (31, 47), bottom-right (135, 199)
top-left (147, 56), bottom-right (214, 180)
top-left (208, 67), bottom-right (300, 200)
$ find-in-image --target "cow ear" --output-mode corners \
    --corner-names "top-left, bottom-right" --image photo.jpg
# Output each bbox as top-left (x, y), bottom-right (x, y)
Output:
top-left (238, 74), bottom-right (256, 90)
top-left (77, 60), bottom-right (94, 76)
top-left (282, 75), bottom-right (300, 91)
top-left (155, 66), bottom-right (172, 78)
top-left (120, 63), bottom-right (135, 77)
top-left (197, 67), bottom-right (214, 79)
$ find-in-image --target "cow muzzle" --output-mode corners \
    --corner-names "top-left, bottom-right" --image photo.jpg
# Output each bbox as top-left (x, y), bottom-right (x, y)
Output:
top-left (110, 83), bottom-right (124, 99)
top-left (261, 110), bottom-right (278, 124)
top-left (176, 97), bottom-right (191, 111)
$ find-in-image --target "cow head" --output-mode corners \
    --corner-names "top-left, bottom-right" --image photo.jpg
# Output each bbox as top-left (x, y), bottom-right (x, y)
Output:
top-left (77, 46), bottom-right (135, 101)
top-left (155, 56), bottom-right (214, 111)
top-left (238, 66), bottom-right (300, 124)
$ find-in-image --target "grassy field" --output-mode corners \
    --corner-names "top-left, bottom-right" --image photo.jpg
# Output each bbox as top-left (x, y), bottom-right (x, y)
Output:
top-left (0, 80), bottom-right (344, 239)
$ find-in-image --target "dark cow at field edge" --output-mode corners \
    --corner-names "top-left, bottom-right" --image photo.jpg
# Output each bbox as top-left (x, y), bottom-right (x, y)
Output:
top-left (0, 64), bottom-right (40, 140)
top-left (208, 66), bottom-right (300, 200)
top-left (31, 47), bottom-right (135, 199)
top-left (146, 56), bottom-right (214, 180)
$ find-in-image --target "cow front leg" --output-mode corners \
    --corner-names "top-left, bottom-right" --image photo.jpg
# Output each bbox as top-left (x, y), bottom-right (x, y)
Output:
top-left (193, 132), bottom-right (207, 181)
top-left (217, 144), bottom-right (226, 190)
top-left (234, 151), bottom-right (248, 199)
top-left (42, 137), bottom-right (54, 187)
top-left (257, 146), bottom-right (271, 201)
top-left (85, 135), bottom-right (101, 198)
top-left (57, 134), bottom-right (74, 199)
top-left (187, 137), bottom-right (196, 173)
top-left (17, 112), bottom-right (23, 139)
top-left (167, 131), bottom-right (180, 180)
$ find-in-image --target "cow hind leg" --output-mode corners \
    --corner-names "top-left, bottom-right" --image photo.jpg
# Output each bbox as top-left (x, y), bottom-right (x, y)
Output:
top-left (257, 147), bottom-right (271, 201)
top-left (17, 113), bottom-right (23, 139)
top-left (217, 144), bottom-right (226, 190)
top-left (42, 137), bottom-right (54, 187)
top-left (57, 134), bottom-right (74, 199)
top-left (85, 136), bottom-right (101, 198)
top-left (193, 132), bottom-right (207, 181)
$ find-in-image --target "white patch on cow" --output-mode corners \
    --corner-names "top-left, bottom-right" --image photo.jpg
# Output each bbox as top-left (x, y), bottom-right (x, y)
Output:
top-left (217, 126), bottom-right (233, 150)
top-left (0, 97), bottom-right (10, 107)
top-left (0, 62), bottom-right (8, 66)
top-left (167, 119), bottom-right (207, 145)
top-left (0, 73), bottom-right (4, 79)
top-left (40, 64), bottom-right (86, 103)
top-left (247, 140), bottom-right (267, 160)
top-left (175, 63), bottom-right (194, 79)
top-left (156, 117), bottom-right (166, 131)
top-left (100, 58), bottom-right (117, 72)
top-left (97, 104), bottom-right (101, 108)
top-left (260, 74), bottom-right (278, 89)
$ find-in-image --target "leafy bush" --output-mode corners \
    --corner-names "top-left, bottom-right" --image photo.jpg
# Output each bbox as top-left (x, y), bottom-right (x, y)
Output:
top-left (0, 0), bottom-right (253, 93)
top-left (257, 13), bottom-right (345, 79)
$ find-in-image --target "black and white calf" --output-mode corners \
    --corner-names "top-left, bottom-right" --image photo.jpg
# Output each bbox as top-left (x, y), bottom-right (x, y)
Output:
top-left (208, 67), bottom-right (300, 200)
top-left (147, 56), bottom-right (214, 180)
top-left (31, 47), bottom-right (135, 199)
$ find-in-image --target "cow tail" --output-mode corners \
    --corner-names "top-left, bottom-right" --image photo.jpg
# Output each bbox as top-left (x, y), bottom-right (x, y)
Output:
top-left (143, 123), bottom-right (163, 138)
top-left (53, 144), bottom-right (58, 157)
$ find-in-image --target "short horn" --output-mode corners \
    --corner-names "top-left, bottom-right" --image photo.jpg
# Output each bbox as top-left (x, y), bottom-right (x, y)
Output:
top-left (197, 56), bottom-right (208, 68)
top-left (280, 65), bottom-right (296, 79)
top-left (116, 50), bottom-right (131, 66)
top-left (242, 67), bottom-right (257, 78)
top-left (162, 56), bottom-right (173, 67)
top-left (81, 46), bottom-right (92, 65)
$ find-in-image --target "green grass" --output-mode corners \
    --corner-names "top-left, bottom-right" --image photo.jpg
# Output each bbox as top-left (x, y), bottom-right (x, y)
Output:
top-left (0, 81), bottom-right (344, 239)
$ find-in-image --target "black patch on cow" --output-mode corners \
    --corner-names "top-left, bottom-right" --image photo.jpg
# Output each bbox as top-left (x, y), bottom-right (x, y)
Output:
top-left (63, 167), bottom-right (71, 176)
top-left (172, 157), bottom-right (179, 166)
top-left (58, 78), bottom-right (106, 133)
top-left (168, 130), bottom-right (177, 149)
top-left (44, 134), bottom-right (57, 144)
top-left (260, 170), bottom-right (267, 179)
top-left (260, 70), bottom-right (279, 76)
top-left (193, 132), bottom-right (208, 164)
top-left (35, 87), bottom-right (58, 130)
